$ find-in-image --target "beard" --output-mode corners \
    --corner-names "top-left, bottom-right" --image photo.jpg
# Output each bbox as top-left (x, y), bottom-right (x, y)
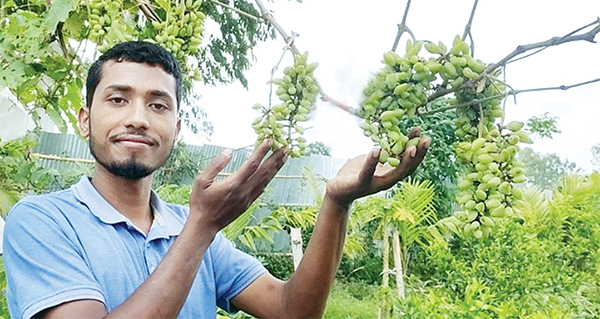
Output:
top-left (88, 126), bottom-right (173, 181)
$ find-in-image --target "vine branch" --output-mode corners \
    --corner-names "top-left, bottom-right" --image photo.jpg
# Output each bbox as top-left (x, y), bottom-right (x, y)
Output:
top-left (426, 19), bottom-right (600, 104)
top-left (462, 0), bottom-right (478, 40)
top-left (487, 18), bottom-right (600, 75)
top-left (421, 77), bottom-right (600, 116)
top-left (508, 78), bottom-right (600, 95)
top-left (254, 0), bottom-right (327, 98)
top-left (461, 0), bottom-right (479, 55)
top-left (209, 0), bottom-right (263, 22)
top-left (391, 0), bottom-right (414, 52)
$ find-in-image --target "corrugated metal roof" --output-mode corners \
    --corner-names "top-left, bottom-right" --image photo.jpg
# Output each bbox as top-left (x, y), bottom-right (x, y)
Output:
top-left (31, 132), bottom-right (395, 252)
top-left (32, 132), bottom-right (349, 205)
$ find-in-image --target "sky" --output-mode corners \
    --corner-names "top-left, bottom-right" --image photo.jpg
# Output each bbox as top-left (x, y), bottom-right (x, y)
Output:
top-left (180, 0), bottom-right (600, 173)
top-left (181, 0), bottom-right (600, 173)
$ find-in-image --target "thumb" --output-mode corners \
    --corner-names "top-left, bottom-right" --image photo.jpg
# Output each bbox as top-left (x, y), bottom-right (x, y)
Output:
top-left (196, 149), bottom-right (232, 189)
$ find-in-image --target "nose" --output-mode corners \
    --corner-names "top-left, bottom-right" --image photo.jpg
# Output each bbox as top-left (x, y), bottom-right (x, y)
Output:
top-left (123, 99), bottom-right (150, 130)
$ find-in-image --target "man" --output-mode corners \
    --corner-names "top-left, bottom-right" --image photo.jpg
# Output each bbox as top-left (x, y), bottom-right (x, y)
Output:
top-left (3, 41), bottom-right (430, 319)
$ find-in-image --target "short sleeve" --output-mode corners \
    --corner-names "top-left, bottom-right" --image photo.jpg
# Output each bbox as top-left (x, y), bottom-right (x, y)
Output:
top-left (210, 232), bottom-right (267, 313)
top-left (4, 199), bottom-right (106, 319)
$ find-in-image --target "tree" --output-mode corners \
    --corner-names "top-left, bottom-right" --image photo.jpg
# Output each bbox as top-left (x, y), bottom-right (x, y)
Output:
top-left (517, 147), bottom-right (580, 190)
top-left (0, 0), bottom-right (274, 136)
top-left (304, 141), bottom-right (331, 157)
top-left (351, 179), bottom-right (437, 318)
top-left (592, 143), bottom-right (600, 170)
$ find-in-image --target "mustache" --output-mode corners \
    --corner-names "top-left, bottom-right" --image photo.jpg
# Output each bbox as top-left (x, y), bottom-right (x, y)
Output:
top-left (109, 132), bottom-right (158, 146)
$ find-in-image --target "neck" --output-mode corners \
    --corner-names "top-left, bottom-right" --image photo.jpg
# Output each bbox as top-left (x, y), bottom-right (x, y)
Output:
top-left (91, 162), bottom-right (154, 232)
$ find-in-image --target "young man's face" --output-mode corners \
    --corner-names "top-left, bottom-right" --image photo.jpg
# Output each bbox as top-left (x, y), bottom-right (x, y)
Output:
top-left (78, 60), bottom-right (181, 180)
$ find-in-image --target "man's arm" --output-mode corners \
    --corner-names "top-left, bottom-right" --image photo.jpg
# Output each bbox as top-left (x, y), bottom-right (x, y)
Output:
top-left (36, 141), bottom-right (287, 319)
top-left (232, 130), bottom-right (430, 318)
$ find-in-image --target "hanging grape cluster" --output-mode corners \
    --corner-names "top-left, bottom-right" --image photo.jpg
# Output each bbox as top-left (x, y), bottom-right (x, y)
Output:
top-left (252, 52), bottom-right (319, 158)
top-left (88, 0), bottom-right (133, 52)
top-left (358, 34), bottom-right (530, 237)
top-left (357, 40), bottom-right (433, 167)
top-left (441, 36), bottom-right (530, 238)
top-left (152, 0), bottom-right (205, 60)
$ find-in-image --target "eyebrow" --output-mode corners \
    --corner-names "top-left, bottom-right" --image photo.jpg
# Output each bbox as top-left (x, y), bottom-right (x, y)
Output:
top-left (105, 85), bottom-right (174, 105)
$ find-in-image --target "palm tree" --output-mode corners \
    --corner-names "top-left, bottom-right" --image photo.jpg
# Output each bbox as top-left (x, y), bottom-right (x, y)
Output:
top-left (351, 178), bottom-right (438, 319)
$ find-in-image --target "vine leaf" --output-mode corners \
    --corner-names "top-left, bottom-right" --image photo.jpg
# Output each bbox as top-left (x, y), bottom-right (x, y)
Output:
top-left (42, 0), bottom-right (80, 33)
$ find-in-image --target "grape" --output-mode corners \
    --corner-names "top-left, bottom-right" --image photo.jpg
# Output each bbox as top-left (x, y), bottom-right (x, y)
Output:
top-left (252, 52), bottom-right (319, 158)
top-left (153, 0), bottom-right (205, 60)
top-left (360, 34), bottom-right (528, 237)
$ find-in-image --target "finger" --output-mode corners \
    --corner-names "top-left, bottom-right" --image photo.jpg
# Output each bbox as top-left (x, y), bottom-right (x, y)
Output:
top-left (196, 148), bottom-right (233, 189)
top-left (246, 147), bottom-right (288, 200)
top-left (407, 127), bottom-right (421, 139)
top-left (232, 139), bottom-right (273, 183)
top-left (375, 138), bottom-right (429, 190)
top-left (356, 149), bottom-right (381, 187)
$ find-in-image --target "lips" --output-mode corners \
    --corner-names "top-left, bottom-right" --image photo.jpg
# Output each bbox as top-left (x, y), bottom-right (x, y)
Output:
top-left (110, 134), bottom-right (157, 147)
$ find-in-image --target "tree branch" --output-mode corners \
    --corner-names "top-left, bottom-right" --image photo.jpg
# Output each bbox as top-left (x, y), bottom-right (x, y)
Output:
top-left (461, 0), bottom-right (478, 41)
top-left (508, 78), bottom-right (600, 95)
top-left (419, 94), bottom-right (504, 116)
top-left (254, 0), bottom-right (329, 102)
top-left (137, 0), bottom-right (160, 22)
top-left (421, 77), bottom-right (600, 116)
top-left (488, 18), bottom-right (600, 74)
top-left (268, 47), bottom-right (292, 108)
top-left (391, 0), bottom-right (413, 52)
top-left (209, 0), bottom-right (264, 23)
top-left (427, 19), bottom-right (600, 103)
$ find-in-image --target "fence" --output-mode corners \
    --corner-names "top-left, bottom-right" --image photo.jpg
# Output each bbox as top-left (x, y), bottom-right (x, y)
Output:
top-left (32, 131), bottom-right (353, 252)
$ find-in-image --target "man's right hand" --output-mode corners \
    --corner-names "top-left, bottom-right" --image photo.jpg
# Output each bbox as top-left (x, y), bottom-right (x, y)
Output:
top-left (189, 139), bottom-right (287, 233)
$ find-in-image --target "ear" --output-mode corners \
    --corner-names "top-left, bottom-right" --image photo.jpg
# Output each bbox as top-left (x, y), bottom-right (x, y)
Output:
top-left (175, 118), bottom-right (181, 139)
top-left (78, 106), bottom-right (90, 138)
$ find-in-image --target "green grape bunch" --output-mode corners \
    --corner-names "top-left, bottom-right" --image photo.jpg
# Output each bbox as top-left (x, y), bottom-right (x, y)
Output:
top-left (441, 36), bottom-right (531, 238)
top-left (87, 0), bottom-right (133, 51)
top-left (452, 121), bottom-right (530, 238)
top-left (251, 52), bottom-right (319, 158)
top-left (152, 0), bottom-right (205, 61)
top-left (358, 40), bottom-right (438, 167)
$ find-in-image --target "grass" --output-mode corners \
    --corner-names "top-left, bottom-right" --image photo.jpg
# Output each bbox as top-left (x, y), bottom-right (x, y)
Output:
top-left (323, 281), bottom-right (379, 319)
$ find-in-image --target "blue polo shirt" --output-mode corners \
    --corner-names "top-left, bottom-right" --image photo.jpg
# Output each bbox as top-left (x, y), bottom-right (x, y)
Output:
top-left (3, 177), bottom-right (267, 319)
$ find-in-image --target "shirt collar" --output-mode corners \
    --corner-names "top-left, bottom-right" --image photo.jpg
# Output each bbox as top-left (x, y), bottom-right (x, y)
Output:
top-left (72, 176), bottom-right (183, 237)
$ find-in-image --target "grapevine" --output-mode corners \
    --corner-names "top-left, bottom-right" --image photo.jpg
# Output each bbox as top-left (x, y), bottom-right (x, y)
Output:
top-left (152, 0), bottom-right (205, 61)
top-left (356, 34), bottom-right (531, 238)
top-left (251, 52), bottom-right (319, 158)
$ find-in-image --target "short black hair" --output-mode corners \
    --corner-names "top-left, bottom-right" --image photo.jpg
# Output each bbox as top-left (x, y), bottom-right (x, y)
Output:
top-left (86, 41), bottom-right (182, 110)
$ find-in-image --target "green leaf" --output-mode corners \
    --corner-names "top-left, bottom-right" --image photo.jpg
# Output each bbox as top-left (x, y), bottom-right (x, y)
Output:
top-left (45, 105), bottom-right (67, 133)
top-left (0, 188), bottom-right (19, 217)
top-left (14, 162), bottom-right (35, 184)
top-left (42, 0), bottom-right (80, 34)
top-left (156, 0), bottom-right (170, 11)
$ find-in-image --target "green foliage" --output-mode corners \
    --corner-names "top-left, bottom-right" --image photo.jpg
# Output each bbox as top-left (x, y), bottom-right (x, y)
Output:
top-left (304, 141), bottom-right (331, 157)
top-left (0, 258), bottom-right (9, 319)
top-left (340, 179), bottom-right (438, 285)
top-left (527, 112), bottom-right (561, 139)
top-left (323, 282), bottom-right (379, 319)
top-left (403, 172), bottom-right (600, 317)
top-left (0, 0), bottom-right (273, 135)
top-left (592, 143), bottom-right (600, 170)
top-left (255, 253), bottom-right (294, 281)
top-left (517, 147), bottom-right (580, 190)
top-left (0, 136), bottom-right (55, 216)
top-left (399, 98), bottom-right (462, 218)
top-left (152, 141), bottom-right (204, 189)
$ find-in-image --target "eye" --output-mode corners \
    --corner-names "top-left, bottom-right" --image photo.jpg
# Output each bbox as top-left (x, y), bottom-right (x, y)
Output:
top-left (109, 97), bottom-right (127, 105)
top-left (150, 103), bottom-right (168, 111)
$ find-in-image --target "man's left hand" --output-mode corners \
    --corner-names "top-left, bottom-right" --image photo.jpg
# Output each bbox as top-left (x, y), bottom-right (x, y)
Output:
top-left (325, 127), bottom-right (430, 207)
